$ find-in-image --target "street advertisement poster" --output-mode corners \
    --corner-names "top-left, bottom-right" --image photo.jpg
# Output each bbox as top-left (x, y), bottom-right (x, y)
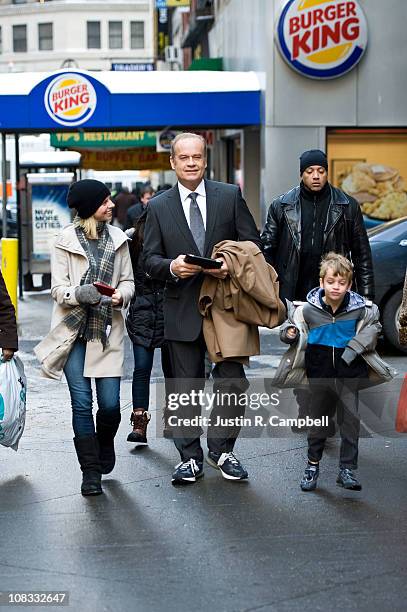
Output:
top-left (31, 183), bottom-right (71, 260)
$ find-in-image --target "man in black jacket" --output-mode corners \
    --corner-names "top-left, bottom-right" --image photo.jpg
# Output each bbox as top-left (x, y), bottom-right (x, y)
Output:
top-left (143, 132), bottom-right (261, 485)
top-left (261, 149), bottom-right (374, 430)
top-left (261, 149), bottom-right (374, 303)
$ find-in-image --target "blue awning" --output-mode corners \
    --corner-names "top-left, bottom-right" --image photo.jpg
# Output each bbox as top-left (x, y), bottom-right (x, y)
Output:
top-left (0, 70), bottom-right (262, 132)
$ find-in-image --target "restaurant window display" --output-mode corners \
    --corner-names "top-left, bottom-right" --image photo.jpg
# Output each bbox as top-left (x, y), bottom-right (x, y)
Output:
top-left (328, 129), bottom-right (407, 225)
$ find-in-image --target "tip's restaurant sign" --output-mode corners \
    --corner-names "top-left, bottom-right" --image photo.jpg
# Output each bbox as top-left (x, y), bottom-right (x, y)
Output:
top-left (276, 0), bottom-right (368, 79)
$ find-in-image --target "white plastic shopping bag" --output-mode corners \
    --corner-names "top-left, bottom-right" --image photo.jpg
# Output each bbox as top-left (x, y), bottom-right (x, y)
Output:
top-left (0, 356), bottom-right (27, 451)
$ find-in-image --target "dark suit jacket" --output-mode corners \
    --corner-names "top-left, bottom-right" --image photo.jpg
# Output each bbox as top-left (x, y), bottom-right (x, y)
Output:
top-left (143, 180), bottom-right (261, 342)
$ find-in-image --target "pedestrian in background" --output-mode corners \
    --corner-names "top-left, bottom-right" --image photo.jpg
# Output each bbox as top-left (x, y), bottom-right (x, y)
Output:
top-left (261, 149), bottom-right (374, 430)
top-left (0, 270), bottom-right (18, 361)
top-left (125, 185), bottom-right (155, 230)
top-left (279, 253), bottom-right (384, 492)
top-left (112, 187), bottom-right (137, 229)
top-left (35, 179), bottom-right (134, 496)
top-left (125, 208), bottom-right (172, 446)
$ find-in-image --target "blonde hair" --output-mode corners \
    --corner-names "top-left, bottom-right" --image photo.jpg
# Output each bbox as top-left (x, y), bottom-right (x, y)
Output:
top-left (170, 132), bottom-right (207, 158)
top-left (319, 252), bottom-right (353, 283)
top-left (74, 215), bottom-right (98, 240)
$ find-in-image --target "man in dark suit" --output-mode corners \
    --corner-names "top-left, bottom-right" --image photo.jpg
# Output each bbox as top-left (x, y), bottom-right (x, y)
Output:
top-left (143, 132), bottom-right (261, 485)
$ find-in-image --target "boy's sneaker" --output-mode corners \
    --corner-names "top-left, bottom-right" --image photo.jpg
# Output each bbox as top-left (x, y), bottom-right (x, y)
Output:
top-left (336, 468), bottom-right (362, 491)
top-left (171, 458), bottom-right (203, 485)
top-left (300, 463), bottom-right (319, 491)
top-left (206, 451), bottom-right (248, 480)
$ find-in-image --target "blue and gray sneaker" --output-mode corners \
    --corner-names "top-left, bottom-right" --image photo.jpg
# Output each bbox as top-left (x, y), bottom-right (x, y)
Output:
top-left (171, 458), bottom-right (204, 485)
top-left (336, 468), bottom-right (362, 491)
top-left (207, 451), bottom-right (248, 480)
top-left (300, 463), bottom-right (319, 491)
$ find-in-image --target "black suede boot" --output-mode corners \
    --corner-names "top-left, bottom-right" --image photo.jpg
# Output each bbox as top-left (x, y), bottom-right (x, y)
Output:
top-left (73, 435), bottom-right (103, 496)
top-left (96, 412), bottom-right (121, 474)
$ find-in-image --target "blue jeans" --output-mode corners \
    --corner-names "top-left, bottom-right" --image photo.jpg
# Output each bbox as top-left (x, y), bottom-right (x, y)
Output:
top-left (64, 340), bottom-right (121, 437)
top-left (132, 343), bottom-right (172, 410)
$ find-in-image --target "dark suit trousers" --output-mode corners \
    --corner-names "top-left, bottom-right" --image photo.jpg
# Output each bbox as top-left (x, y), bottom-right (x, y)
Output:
top-left (168, 334), bottom-right (249, 462)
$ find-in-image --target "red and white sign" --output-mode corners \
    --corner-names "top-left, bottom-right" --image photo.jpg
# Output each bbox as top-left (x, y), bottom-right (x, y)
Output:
top-left (276, 0), bottom-right (368, 79)
top-left (44, 73), bottom-right (97, 126)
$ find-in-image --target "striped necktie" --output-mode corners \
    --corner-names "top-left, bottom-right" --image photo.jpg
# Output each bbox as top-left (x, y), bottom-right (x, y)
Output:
top-left (189, 192), bottom-right (205, 255)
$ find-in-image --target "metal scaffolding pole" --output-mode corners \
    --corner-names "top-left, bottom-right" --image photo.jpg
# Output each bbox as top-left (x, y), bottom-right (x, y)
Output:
top-left (15, 133), bottom-right (23, 298)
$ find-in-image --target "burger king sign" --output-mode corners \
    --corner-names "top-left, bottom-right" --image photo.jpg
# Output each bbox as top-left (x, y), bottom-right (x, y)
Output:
top-left (44, 73), bottom-right (97, 126)
top-left (276, 0), bottom-right (368, 79)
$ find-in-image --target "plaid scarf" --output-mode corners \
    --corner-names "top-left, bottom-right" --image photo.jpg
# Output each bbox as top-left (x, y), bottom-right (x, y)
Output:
top-left (64, 219), bottom-right (115, 349)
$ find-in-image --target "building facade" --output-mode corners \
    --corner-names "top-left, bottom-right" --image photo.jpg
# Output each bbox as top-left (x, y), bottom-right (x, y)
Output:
top-left (0, 0), bottom-right (154, 72)
top-left (204, 0), bottom-right (407, 225)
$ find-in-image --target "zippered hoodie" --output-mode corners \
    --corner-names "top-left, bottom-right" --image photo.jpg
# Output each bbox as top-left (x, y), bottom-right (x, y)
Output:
top-left (303, 287), bottom-right (371, 366)
top-left (273, 288), bottom-right (395, 388)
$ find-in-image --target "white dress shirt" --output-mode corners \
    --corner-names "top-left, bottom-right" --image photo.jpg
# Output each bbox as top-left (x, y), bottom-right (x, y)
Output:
top-left (177, 180), bottom-right (207, 229)
top-left (169, 180), bottom-right (207, 278)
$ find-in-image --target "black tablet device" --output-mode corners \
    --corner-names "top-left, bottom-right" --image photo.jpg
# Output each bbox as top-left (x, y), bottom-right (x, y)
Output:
top-left (184, 254), bottom-right (223, 269)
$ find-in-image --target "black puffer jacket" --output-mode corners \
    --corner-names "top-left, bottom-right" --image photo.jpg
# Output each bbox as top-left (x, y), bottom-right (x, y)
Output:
top-left (261, 184), bottom-right (374, 302)
top-left (126, 213), bottom-right (165, 349)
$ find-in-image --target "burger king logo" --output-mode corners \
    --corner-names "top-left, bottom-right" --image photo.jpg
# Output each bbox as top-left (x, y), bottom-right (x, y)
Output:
top-left (276, 0), bottom-right (368, 79)
top-left (44, 73), bottom-right (97, 126)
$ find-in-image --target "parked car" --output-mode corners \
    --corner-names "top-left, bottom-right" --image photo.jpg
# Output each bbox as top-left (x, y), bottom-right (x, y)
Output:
top-left (368, 216), bottom-right (407, 353)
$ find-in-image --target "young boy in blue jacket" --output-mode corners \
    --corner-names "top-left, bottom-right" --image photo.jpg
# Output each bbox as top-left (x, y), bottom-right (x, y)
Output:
top-left (281, 252), bottom-right (382, 492)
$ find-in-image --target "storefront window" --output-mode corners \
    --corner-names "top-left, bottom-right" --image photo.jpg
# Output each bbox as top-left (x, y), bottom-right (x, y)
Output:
top-left (328, 129), bottom-right (407, 223)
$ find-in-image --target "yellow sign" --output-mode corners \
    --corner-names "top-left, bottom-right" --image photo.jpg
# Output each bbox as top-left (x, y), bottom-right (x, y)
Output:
top-left (1, 238), bottom-right (18, 316)
top-left (80, 148), bottom-right (171, 171)
top-left (166, 0), bottom-right (190, 6)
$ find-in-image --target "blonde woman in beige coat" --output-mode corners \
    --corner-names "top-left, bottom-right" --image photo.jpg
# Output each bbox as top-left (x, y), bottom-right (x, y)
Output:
top-left (36, 179), bottom-right (134, 496)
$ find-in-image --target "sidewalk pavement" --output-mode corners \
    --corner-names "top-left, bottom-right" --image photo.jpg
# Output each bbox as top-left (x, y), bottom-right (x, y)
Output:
top-left (0, 292), bottom-right (406, 612)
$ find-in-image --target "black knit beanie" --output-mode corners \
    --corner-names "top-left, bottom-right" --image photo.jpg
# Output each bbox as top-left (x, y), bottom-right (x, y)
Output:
top-left (67, 179), bottom-right (111, 219)
top-left (300, 150), bottom-right (328, 175)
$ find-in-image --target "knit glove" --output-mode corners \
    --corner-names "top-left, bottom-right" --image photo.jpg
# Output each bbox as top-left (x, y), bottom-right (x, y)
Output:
top-left (75, 284), bottom-right (101, 305)
top-left (341, 346), bottom-right (357, 365)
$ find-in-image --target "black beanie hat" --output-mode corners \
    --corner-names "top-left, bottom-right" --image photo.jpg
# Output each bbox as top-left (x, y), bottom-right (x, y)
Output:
top-left (300, 150), bottom-right (328, 175)
top-left (67, 179), bottom-right (111, 219)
